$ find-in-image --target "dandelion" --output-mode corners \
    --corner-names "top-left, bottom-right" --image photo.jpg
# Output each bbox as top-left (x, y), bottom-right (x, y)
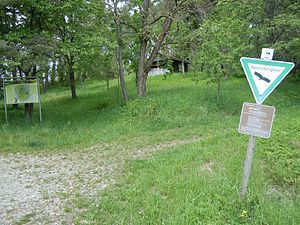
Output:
top-left (240, 209), bottom-right (248, 217)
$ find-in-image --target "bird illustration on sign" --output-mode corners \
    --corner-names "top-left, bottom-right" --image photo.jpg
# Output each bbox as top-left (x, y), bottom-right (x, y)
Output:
top-left (254, 71), bottom-right (270, 83)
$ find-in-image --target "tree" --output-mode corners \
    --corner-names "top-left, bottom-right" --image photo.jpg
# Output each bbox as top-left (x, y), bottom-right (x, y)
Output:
top-left (76, 47), bottom-right (117, 90)
top-left (136, 0), bottom-right (182, 96)
top-left (194, 0), bottom-right (300, 99)
top-left (194, 0), bottom-right (249, 100)
top-left (162, 0), bottom-right (215, 75)
top-left (111, 0), bottom-right (129, 102)
top-left (48, 0), bottom-right (106, 98)
top-left (112, 0), bottom-right (208, 96)
top-left (0, 0), bottom-right (56, 119)
top-left (250, 0), bottom-right (300, 74)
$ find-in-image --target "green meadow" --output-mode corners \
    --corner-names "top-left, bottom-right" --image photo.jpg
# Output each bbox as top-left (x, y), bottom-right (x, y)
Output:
top-left (1, 74), bottom-right (299, 224)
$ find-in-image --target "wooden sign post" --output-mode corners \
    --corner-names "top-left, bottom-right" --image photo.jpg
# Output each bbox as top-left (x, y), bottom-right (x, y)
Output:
top-left (238, 102), bottom-right (275, 197)
top-left (240, 135), bottom-right (256, 197)
top-left (239, 49), bottom-right (294, 197)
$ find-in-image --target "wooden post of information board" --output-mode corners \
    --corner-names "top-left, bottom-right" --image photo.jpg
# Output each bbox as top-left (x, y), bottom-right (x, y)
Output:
top-left (3, 78), bottom-right (8, 123)
top-left (37, 77), bottom-right (42, 123)
top-left (240, 135), bottom-right (257, 197)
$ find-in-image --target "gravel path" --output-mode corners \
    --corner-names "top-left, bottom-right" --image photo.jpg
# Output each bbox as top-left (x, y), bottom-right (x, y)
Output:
top-left (0, 139), bottom-right (197, 224)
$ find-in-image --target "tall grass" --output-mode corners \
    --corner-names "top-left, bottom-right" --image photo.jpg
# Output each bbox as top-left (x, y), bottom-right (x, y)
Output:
top-left (0, 74), bottom-right (248, 153)
top-left (76, 133), bottom-right (300, 224)
top-left (1, 74), bottom-right (299, 224)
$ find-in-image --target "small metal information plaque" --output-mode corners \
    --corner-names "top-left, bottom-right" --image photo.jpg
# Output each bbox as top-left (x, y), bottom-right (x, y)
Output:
top-left (239, 102), bottom-right (275, 138)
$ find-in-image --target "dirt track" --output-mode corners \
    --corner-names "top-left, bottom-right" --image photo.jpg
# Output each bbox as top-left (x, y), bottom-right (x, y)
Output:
top-left (0, 139), bottom-right (197, 224)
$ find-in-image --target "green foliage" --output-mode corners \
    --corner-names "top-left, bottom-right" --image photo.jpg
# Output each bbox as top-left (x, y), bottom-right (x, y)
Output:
top-left (0, 1), bottom-right (56, 76)
top-left (55, 0), bottom-right (109, 97)
top-left (193, 2), bottom-right (249, 99)
top-left (77, 46), bottom-right (118, 83)
top-left (251, 0), bottom-right (300, 63)
top-left (164, 59), bottom-right (174, 74)
top-left (195, 16), bottom-right (246, 78)
top-left (193, 0), bottom-right (300, 98)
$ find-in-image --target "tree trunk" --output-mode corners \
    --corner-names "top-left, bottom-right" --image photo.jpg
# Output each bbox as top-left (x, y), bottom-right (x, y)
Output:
top-left (145, 16), bottom-right (174, 71)
top-left (217, 80), bottom-right (221, 102)
top-left (44, 63), bottom-right (50, 93)
top-left (83, 72), bottom-right (87, 82)
top-left (12, 66), bottom-right (18, 110)
top-left (66, 55), bottom-right (76, 99)
top-left (106, 80), bottom-right (110, 90)
top-left (48, 59), bottom-right (58, 85)
top-left (113, 0), bottom-right (129, 102)
top-left (57, 57), bottom-right (66, 85)
top-left (136, 0), bottom-right (175, 96)
top-left (18, 67), bottom-right (22, 76)
top-left (137, 37), bottom-right (148, 96)
top-left (25, 103), bottom-right (34, 120)
top-left (24, 65), bottom-right (36, 120)
top-left (116, 47), bottom-right (128, 101)
top-left (135, 0), bottom-right (150, 96)
top-left (136, 15), bottom-right (173, 96)
top-left (51, 59), bottom-right (56, 86)
top-left (44, 73), bottom-right (49, 93)
top-left (69, 66), bottom-right (76, 99)
top-left (137, 73), bottom-right (148, 97)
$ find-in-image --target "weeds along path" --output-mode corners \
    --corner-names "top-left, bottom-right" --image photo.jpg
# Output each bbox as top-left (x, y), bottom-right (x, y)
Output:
top-left (0, 138), bottom-right (200, 224)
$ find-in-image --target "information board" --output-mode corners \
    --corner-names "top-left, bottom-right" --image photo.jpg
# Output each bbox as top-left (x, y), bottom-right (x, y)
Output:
top-left (238, 102), bottom-right (275, 138)
top-left (5, 82), bottom-right (39, 104)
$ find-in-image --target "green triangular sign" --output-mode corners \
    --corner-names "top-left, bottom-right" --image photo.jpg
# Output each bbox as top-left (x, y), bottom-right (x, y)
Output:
top-left (240, 57), bottom-right (295, 104)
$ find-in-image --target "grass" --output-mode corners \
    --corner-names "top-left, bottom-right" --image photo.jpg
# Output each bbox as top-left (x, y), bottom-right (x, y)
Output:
top-left (1, 73), bottom-right (299, 224)
top-left (0, 75), bottom-right (244, 153)
top-left (76, 135), bottom-right (300, 224)
top-left (14, 213), bottom-right (35, 225)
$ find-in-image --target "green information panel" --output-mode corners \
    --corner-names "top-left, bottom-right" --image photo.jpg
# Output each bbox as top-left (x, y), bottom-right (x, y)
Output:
top-left (5, 82), bottom-right (39, 104)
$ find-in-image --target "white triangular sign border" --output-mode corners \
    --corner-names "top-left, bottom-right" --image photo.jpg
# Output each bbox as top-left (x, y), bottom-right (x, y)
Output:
top-left (240, 57), bottom-right (295, 104)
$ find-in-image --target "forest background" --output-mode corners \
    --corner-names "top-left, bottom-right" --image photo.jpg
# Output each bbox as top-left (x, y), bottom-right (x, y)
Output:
top-left (0, 0), bottom-right (299, 103)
